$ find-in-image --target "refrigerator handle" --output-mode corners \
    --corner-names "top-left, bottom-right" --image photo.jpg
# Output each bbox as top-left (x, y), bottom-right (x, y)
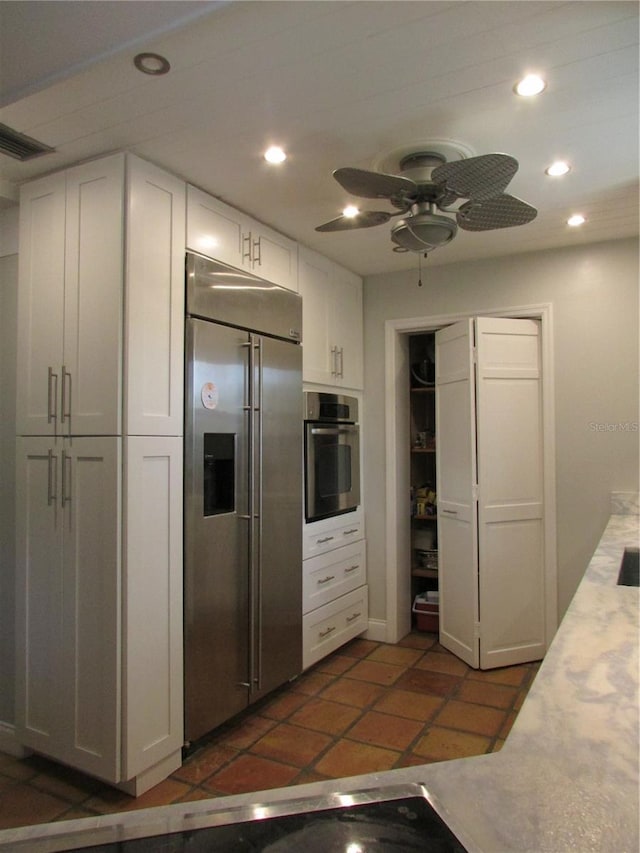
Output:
top-left (244, 337), bottom-right (257, 691)
top-left (255, 336), bottom-right (263, 691)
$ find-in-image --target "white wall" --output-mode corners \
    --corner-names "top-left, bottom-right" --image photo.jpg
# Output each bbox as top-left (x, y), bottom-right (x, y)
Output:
top-left (0, 206), bottom-right (18, 726)
top-left (363, 237), bottom-right (639, 626)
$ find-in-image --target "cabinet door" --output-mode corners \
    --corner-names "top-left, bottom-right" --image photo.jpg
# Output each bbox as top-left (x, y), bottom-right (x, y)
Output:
top-left (64, 155), bottom-right (124, 436)
top-left (250, 222), bottom-right (298, 291)
top-left (122, 435), bottom-right (183, 780)
top-left (435, 319), bottom-right (479, 668)
top-left (61, 437), bottom-right (120, 781)
top-left (332, 265), bottom-right (363, 389)
top-left (16, 174), bottom-right (66, 436)
top-left (298, 247), bottom-right (334, 384)
top-left (15, 437), bottom-right (64, 756)
top-left (186, 185), bottom-right (244, 268)
top-left (126, 157), bottom-right (185, 436)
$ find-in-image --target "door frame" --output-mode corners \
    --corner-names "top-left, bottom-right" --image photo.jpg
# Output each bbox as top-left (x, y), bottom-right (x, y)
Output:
top-left (383, 302), bottom-right (558, 648)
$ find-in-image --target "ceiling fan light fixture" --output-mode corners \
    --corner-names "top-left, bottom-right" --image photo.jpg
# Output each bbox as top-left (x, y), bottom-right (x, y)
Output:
top-left (391, 212), bottom-right (457, 253)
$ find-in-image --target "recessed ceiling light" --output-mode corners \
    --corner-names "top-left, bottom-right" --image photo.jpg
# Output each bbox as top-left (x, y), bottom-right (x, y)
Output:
top-left (264, 146), bottom-right (287, 164)
top-left (546, 160), bottom-right (571, 177)
top-left (343, 205), bottom-right (360, 218)
top-left (567, 214), bottom-right (586, 227)
top-left (133, 52), bottom-right (171, 76)
top-left (514, 74), bottom-right (546, 97)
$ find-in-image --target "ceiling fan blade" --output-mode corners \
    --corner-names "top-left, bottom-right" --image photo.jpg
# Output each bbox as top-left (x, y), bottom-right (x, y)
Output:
top-left (315, 210), bottom-right (391, 232)
top-left (333, 167), bottom-right (416, 199)
top-left (432, 153), bottom-right (519, 201)
top-left (456, 194), bottom-right (537, 231)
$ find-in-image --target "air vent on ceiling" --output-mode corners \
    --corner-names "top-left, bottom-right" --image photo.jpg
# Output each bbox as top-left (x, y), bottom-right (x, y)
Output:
top-left (0, 123), bottom-right (54, 161)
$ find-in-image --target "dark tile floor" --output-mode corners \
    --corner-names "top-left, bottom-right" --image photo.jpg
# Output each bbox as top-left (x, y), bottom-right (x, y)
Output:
top-left (0, 631), bottom-right (540, 831)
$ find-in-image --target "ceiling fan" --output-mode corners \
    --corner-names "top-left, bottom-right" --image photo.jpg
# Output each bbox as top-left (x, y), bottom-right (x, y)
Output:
top-left (315, 150), bottom-right (537, 254)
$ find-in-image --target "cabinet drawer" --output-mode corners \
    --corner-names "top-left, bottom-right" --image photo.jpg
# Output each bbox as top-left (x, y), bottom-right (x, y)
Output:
top-left (303, 541), bottom-right (366, 614)
top-left (303, 510), bottom-right (364, 559)
top-left (302, 585), bottom-right (368, 670)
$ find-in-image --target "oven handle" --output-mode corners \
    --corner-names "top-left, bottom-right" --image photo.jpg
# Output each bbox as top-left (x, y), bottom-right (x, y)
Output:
top-left (309, 426), bottom-right (358, 436)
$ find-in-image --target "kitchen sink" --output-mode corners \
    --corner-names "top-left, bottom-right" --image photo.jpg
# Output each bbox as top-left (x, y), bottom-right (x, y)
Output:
top-left (617, 547), bottom-right (640, 587)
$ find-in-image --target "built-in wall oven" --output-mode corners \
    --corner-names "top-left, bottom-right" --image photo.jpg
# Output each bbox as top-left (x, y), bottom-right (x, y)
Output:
top-left (304, 391), bottom-right (360, 523)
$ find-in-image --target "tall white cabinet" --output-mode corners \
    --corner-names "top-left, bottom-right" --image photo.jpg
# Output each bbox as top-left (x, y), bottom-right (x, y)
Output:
top-left (15, 153), bottom-right (185, 794)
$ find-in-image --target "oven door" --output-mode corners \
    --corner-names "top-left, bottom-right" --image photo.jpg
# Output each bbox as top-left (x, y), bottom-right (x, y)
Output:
top-left (304, 422), bottom-right (360, 522)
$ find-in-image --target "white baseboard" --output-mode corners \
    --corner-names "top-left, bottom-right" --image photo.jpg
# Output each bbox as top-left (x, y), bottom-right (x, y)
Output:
top-left (364, 618), bottom-right (387, 642)
top-left (0, 721), bottom-right (29, 758)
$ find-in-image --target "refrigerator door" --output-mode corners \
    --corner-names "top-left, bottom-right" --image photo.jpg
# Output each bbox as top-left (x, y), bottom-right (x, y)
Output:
top-left (184, 317), bottom-right (251, 742)
top-left (250, 334), bottom-right (303, 701)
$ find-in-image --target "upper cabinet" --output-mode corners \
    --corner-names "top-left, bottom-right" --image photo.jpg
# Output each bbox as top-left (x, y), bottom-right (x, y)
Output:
top-left (16, 154), bottom-right (185, 439)
top-left (126, 157), bottom-right (186, 437)
top-left (186, 185), bottom-right (298, 292)
top-left (298, 246), bottom-right (363, 389)
top-left (17, 155), bottom-right (124, 437)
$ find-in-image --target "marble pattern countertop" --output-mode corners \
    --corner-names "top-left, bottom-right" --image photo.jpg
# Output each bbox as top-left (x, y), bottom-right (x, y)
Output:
top-left (1, 496), bottom-right (638, 852)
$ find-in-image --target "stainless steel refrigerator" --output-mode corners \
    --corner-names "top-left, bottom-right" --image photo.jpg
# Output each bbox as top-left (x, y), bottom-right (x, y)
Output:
top-left (184, 252), bottom-right (303, 744)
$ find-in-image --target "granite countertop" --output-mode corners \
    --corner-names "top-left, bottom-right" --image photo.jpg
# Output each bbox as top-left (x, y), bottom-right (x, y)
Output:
top-left (1, 495), bottom-right (638, 852)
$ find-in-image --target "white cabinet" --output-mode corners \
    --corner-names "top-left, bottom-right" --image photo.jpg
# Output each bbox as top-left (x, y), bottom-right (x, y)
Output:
top-left (126, 158), bottom-right (185, 436)
top-left (15, 154), bottom-right (185, 793)
top-left (302, 508), bottom-right (368, 669)
top-left (297, 246), bottom-right (363, 389)
top-left (186, 185), bottom-right (298, 291)
top-left (17, 156), bottom-right (124, 436)
top-left (303, 586), bottom-right (369, 669)
top-left (15, 437), bottom-right (120, 782)
top-left (122, 435), bottom-right (183, 786)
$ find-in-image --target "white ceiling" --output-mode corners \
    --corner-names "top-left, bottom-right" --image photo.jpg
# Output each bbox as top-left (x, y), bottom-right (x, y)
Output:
top-left (0, 0), bottom-right (638, 276)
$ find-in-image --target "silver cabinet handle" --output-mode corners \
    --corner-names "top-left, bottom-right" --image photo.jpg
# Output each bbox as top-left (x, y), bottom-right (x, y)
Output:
top-left (343, 528), bottom-right (358, 536)
top-left (61, 365), bottom-right (71, 425)
top-left (61, 449), bottom-right (71, 506)
top-left (242, 232), bottom-right (252, 265)
top-left (317, 535), bottom-right (334, 544)
top-left (441, 509), bottom-right (458, 515)
top-left (330, 345), bottom-right (338, 376)
top-left (319, 625), bottom-right (336, 639)
top-left (252, 236), bottom-right (261, 267)
top-left (47, 368), bottom-right (58, 425)
top-left (344, 564), bottom-right (359, 573)
top-left (317, 575), bottom-right (335, 585)
top-left (337, 346), bottom-right (344, 378)
top-left (346, 612), bottom-right (361, 623)
top-left (47, 449), bottom-right (57, 506)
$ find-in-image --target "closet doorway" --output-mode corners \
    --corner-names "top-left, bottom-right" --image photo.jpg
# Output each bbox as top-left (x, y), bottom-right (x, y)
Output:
top-left (383, 304), bottom-right (558, 667)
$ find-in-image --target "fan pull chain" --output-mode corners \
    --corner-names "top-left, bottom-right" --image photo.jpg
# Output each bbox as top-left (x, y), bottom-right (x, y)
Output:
top-left (417, 251), bottom-right (428, 287)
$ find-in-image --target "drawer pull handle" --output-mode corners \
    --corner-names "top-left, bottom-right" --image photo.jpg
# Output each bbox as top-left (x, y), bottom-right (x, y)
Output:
top-left (319, 626), bottom-right (336, 639)
top-left (343, 528), bottom-right (358, 535)
top-left (317, 536), bottom-right (334, 544)
top-left (441, 509), bottom-right (458, 515)
top-left (317, 575), bottom-right (335, 585)
top-left (346, 612), bottom-right (361, 623)
top-left (345, 564), bottom-right (359, 573)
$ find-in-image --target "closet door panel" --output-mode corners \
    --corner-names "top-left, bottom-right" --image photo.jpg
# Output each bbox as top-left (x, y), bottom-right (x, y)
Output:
top-left (435, 319), bottom-right (479, 668)
top-left (476, 317), bottom-right (545, 669)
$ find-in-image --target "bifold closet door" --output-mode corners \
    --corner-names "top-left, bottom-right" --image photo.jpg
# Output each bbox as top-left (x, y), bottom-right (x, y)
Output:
top-left (437, 317), bottom-right (545, 669)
